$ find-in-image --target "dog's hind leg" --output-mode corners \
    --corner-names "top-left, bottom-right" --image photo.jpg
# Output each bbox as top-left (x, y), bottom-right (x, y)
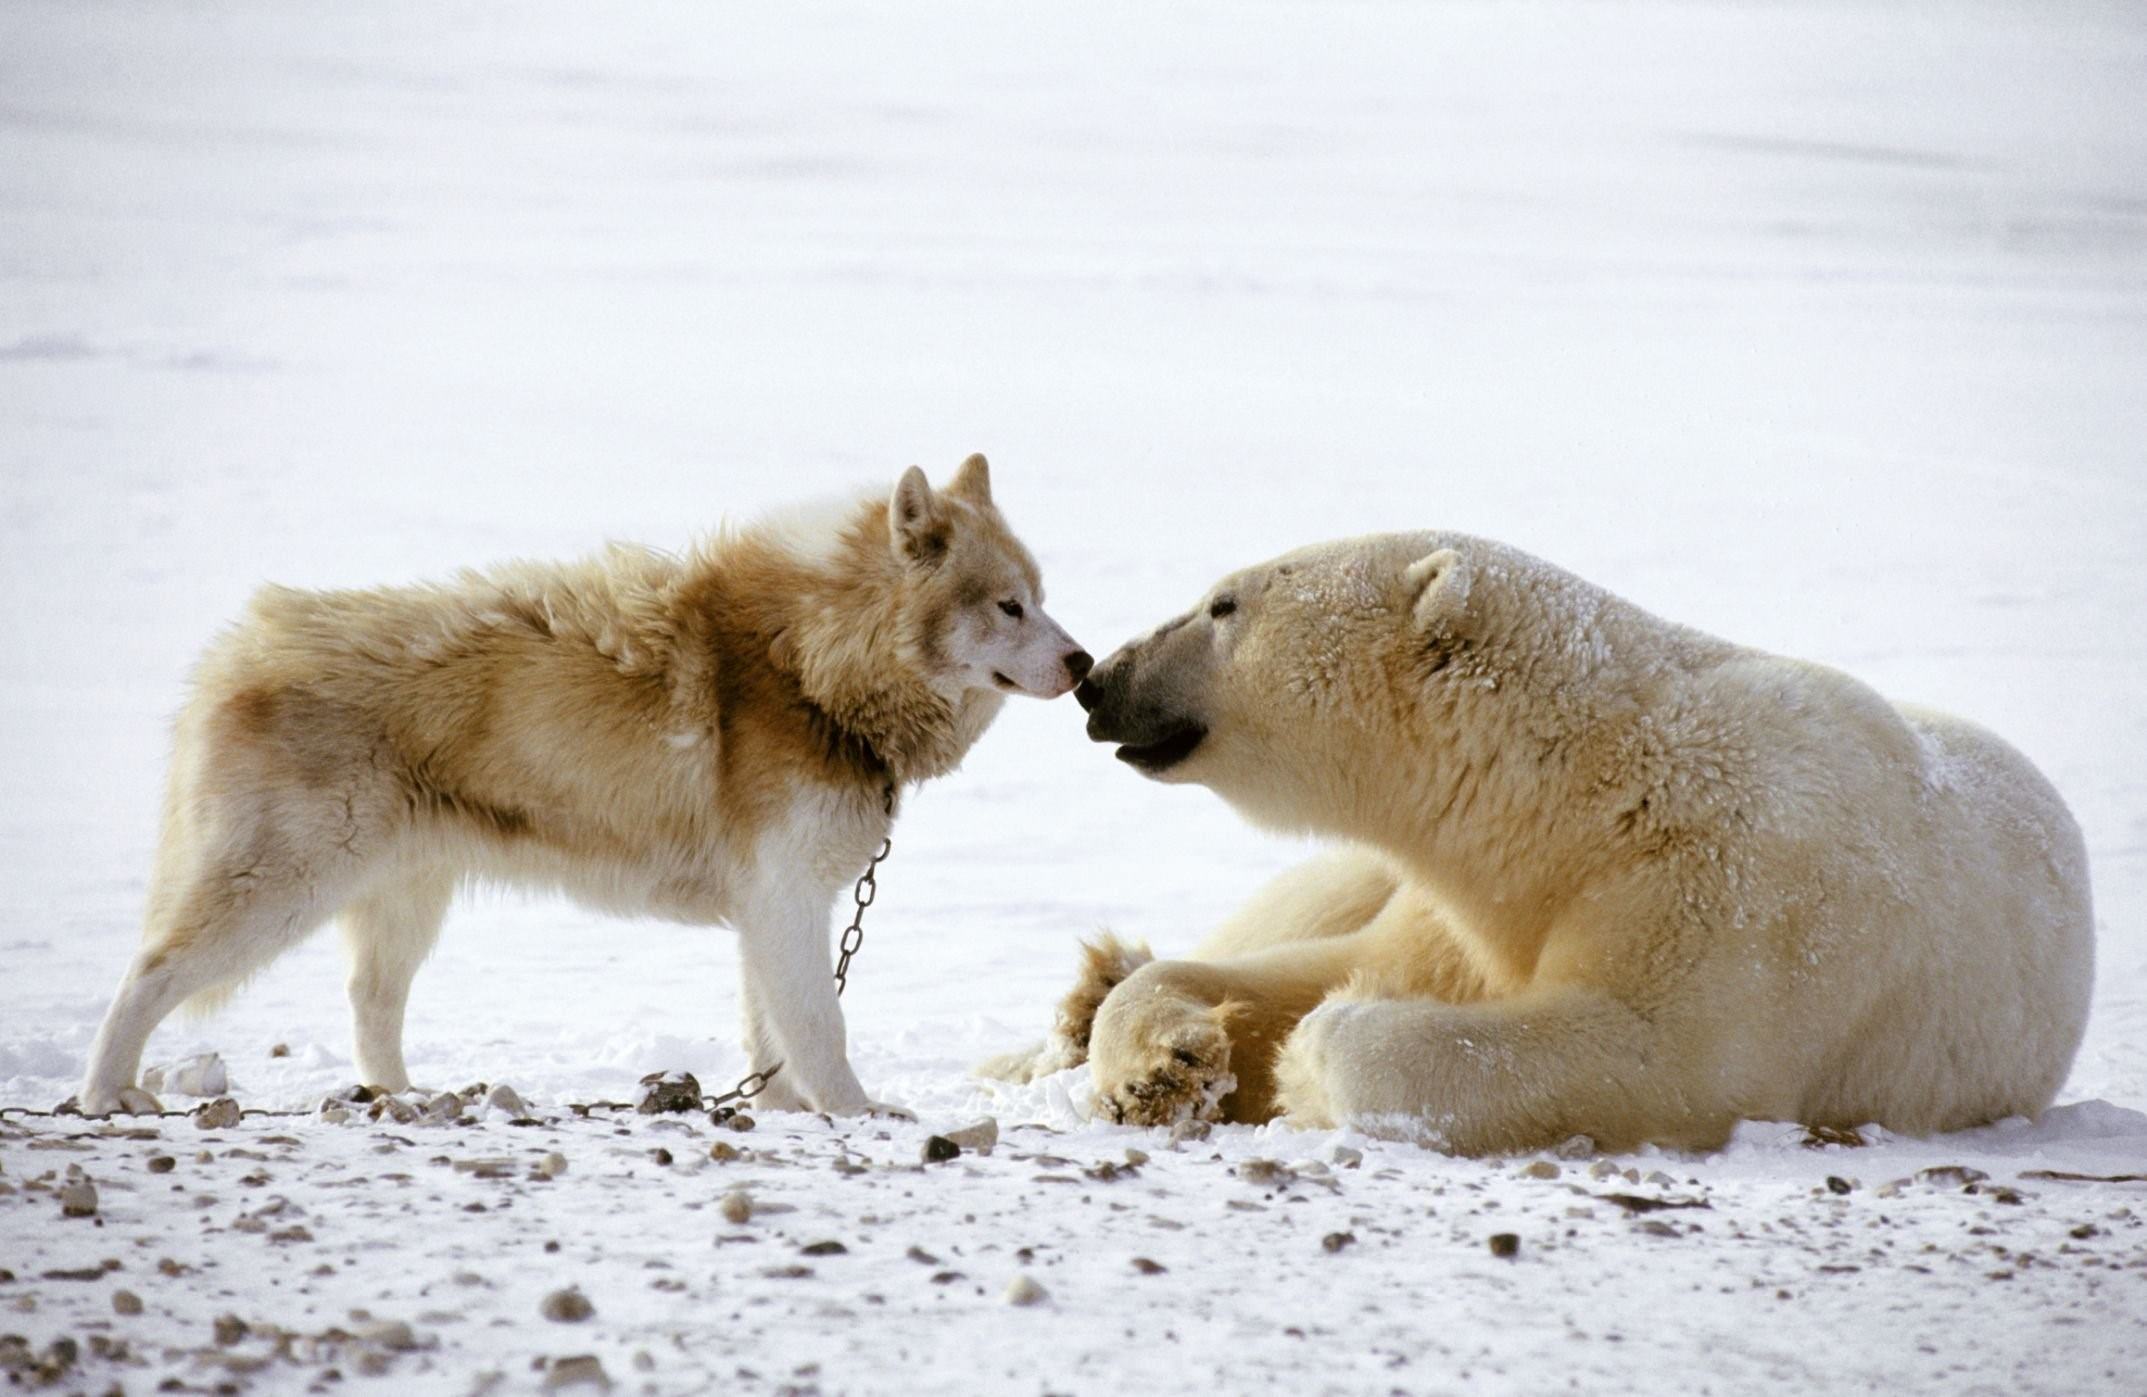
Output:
top-left (79, 853), bottom-right (352, 1115)
top-left (340, 869), bottom-right (455, 1093)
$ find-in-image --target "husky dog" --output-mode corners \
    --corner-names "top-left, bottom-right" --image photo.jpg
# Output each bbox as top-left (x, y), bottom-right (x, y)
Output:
top-left (78, 455), bottom-right (1087, 1117)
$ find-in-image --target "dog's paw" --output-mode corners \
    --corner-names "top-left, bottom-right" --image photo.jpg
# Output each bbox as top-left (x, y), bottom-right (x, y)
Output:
top-left (75, 1085), bottom-right (164, 1117)
top-left (1091, 996), bottom-right (1240, 1128)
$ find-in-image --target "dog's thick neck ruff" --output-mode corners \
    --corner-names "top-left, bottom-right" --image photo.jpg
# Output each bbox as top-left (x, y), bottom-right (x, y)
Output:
top-left (680, 496), bottom-right (1000, 797)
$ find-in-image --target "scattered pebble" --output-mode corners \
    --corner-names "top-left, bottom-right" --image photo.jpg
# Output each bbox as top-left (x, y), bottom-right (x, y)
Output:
top-left (1131, 1257), bottom-right (1167, 1275)
top-left (361, 1319), bottom-right (419, 1351)
top-left (58, 1170), bottom-right (97, 1219)
top-left (720, 1190), bottom-right (753, 1225)
top-left (637, 1071), bottom-right (702, 1114)
top-left (213, 1314), bottom-right (249, 1346)
top-left (1322, 1232), bottom-right (1356, 1253)
top-left (708, 1142), bottom-right (740, 1163)
top-left (164, 1052), bottom-right (230, 1098)
top-left (535, 1152), bottom-right (569, 1180)
top-left (194, 1097), bottom-right (243, 1130)
top-left (540, 1288), bottom-right (595, 1323)
top-left (1004, 1274), bottom-right (1048, 1306)
top-left (111, 1289), bottom-right (142, 1316)
top-left (543, 1354), bottom-right (611, 1391)
top-left (1489, 1233), bottom-right (1521, 1259)
top-left (1917, 1164), bottom-right (1990, 1188)
top-left (1826, 1176), bottom-right (1854, 1195)
top-left (726, 1113), bottom-right (756, 1133)
top-left (1237, 1158), bottom-right (1289, 1184)
top-left (269, 1042), bottom-right (291, 1058)
top-left (942, 1117), bottom-right (999, 1153)
top-left (800, 1240), bottom-right (847, 1256)
top-left (1553, 1134), bottom-right (1598, 1160)
top-left (484, 1083), bottom-right (530, 1117)
top-left (921, 1135), bottom-right (961, 1164)
top-left (1519, 1160), bottom-right (1560, 1180)
top-left (1330, 1145), bottom-right (1363, 1169)
top-left (146, 1154), bottom-right (176, 1175)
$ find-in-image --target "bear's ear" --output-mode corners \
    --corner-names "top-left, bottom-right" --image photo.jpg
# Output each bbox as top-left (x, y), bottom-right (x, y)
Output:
top-left (888, 466), bottom-right (950, 568)
top-left (1404, 548), bottom-right (1471, 633)
top-left (947, 452), bottom-right (993, 507)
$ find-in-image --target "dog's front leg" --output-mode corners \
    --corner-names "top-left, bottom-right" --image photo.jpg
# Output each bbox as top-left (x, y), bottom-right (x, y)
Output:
top-left (735, 887), bottom-right (874, 1116)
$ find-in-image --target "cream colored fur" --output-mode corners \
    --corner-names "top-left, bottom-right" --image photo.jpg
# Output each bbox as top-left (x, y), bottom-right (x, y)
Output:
top-left (991, 533), bottom-right (2094, 1154)
top-left (78, 455), bottom-right (1087, 1117)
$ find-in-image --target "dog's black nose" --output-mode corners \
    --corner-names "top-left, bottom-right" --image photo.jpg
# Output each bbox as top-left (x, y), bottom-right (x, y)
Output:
top-left (1064, 650), bottom-right (1094, 685)
top-left (1074, 677), bottom-right (1102, 713)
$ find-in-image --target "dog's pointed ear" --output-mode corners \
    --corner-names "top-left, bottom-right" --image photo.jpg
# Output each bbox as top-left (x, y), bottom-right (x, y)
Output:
top-left (1405, 547), bottom-right (1471, 633)
top-left (889, 465), bottom-right (950, 568)
top-left (947, 452), bottom-right (993, 507)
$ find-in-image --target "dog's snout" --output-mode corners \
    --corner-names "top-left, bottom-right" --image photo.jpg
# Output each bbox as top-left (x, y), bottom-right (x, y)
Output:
top-left (1064, 650), bottom-right (1094, 685)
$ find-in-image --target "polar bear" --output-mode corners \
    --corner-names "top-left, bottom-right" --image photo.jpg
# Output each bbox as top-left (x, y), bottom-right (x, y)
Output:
top-left (986, 533), bottom-right (2094, 1154)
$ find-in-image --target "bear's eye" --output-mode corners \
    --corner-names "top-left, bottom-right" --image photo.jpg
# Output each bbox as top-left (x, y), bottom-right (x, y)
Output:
top-left (997, 599), bottom-right (1024, 621)
top-left (1209, 596), bottom-right (1237, 620)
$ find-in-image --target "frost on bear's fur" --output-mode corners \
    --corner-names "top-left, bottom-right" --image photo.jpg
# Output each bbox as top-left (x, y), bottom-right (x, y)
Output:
top-left (1003, 532), bottom-right (2095, 1155)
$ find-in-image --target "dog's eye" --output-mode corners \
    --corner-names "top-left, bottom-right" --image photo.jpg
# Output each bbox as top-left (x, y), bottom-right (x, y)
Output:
top-left (997, 599), bottom-right (1023, 621)
top-left (1209, 596), bottom-right (1237, 620)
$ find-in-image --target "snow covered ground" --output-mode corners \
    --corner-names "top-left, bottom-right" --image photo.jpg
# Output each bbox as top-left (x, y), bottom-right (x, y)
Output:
top-left (3, 1), bottom-right (2144, 1392)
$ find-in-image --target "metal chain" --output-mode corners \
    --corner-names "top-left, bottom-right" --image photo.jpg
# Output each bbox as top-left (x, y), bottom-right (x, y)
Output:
top-left (8, 785), bottom-right (901, 1126)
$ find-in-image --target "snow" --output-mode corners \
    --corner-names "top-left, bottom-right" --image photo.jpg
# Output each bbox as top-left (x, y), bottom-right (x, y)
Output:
top-left (3, 0), bottom-right (2145, 1392)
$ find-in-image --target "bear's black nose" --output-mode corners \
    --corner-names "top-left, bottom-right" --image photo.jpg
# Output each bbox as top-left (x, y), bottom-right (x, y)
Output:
top-left (1074, 677), bottom-right (1103, 712)
top-left (1064, 650), bottom-right (1094, 685)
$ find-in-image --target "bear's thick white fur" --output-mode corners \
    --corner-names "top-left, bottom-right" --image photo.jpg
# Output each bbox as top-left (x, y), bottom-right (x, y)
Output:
top-left (1019, 533), bottom-right (2094, 1154)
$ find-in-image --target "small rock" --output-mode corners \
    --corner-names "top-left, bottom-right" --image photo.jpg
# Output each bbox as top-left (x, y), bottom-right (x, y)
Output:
top-left (726, 1112), bottom-right (755, 1133)
top-left (1826, 1176), bottom-right (1854, 1195)
top-left (1237, 1158), bottom-right (1290, 1185)
top-left (941, 1118), bottom-right (998, 1154)
top-left (423, 1092), bottom-right (465, 1123)
top-left (1131, 1257), bottom-right (1166, 1275)
top-left (1589, 1160), bottom-right (1622, 1180)
top-left (146, 1155), bottom-right (176, 1175)
top-left (318, 1105), bottom-right (351, 1125)
top-left (636, 1071), bottom-right (702, 1114)
top-left (921, 1136), bottom-right (961, 1164)
top-left (165, 1053), bottom-right (230, 1098)
top-left (111, 1289), bottom-right (143, 1316)
top-left (1519, 1160), bottom-right (1560, 1180)
top-left (1917, 1165), bottom-right (1990, 1189)
top-left (540, 1288), bottom-right (595, 1323)
top-left (1124, 1147), bottom-right (1151, 1167)
top-left (369, 1094), bottom-right (419, 1125)
top-left (1168, 1119), bottom-right (1211, 1145)
top-left (58, 1174), bottom-right (98, 1219)
top-left (708, 1142), bottom-right (740, 1164)
top-left (1552, 1134), bottom-right (1598, 1160)
top-left (800, 1240), bottom-right (846, 1256)
top-left (484, 1083), bottom-right (529, 1117)
top-left (543, 1354), bottom-right (612, 1391)
top-left (195, 1097), bottom-right (243, 1130)
top-left (1643, 1169), bottom-right (1674, 1187)
top-left (360, 1319), bottom-right (418, 1351)
top-left (213, 1313), bottom-right (249, 1346)
top-left (1004, 1274), bottom-right (1047, 1306)
top-left (535, 1153), bottom-right (568, 1181)
top-left (720, 1190), bottom-right (753, 1225)
top-left (269, 1043), bottom-right (291, 1059)
top-left (1321, 1231), bottom-right (1356, 1253)
top-left (1489, 1233), bottom-right (1521, 1259)
top-left (1330, 1145), bottom-right (1364, 1169)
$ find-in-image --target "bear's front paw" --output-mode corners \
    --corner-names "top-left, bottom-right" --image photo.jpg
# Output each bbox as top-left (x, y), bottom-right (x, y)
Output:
top-left (1090, 998), bottom-right (1240, 1129)
top-left (1043, 933), bottom-right (1154, 1074)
